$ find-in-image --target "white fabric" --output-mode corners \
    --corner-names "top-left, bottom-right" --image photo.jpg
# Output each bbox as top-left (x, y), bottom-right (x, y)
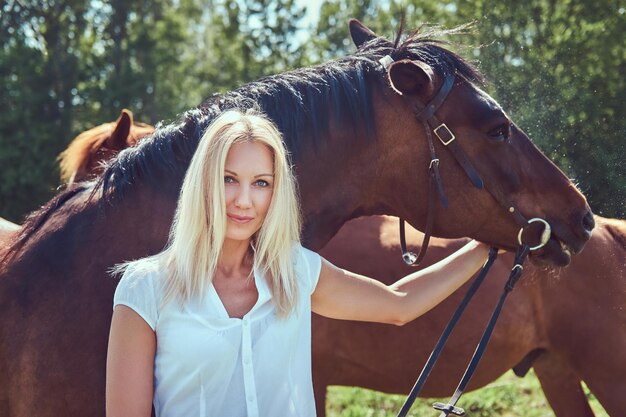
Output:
top-left (113, 244), bottom-right (322, 417)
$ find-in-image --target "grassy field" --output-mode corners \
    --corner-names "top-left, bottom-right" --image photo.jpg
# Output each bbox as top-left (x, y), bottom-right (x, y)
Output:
top-left (325, 370), bottom-right (609, 417)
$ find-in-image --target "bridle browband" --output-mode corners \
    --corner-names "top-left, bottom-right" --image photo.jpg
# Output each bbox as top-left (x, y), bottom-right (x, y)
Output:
top-left (378, 55), bottom-right (552, 416)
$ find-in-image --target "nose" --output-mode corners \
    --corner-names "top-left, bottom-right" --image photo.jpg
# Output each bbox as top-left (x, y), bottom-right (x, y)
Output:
top-left (235, 185), bottom-right (252, 209)
top-left (581, 210), bottom-right (595, 238)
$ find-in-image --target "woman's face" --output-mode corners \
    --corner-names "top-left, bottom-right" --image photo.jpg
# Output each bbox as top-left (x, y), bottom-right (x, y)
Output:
top-left (223, 140), bottom-right (274, 243)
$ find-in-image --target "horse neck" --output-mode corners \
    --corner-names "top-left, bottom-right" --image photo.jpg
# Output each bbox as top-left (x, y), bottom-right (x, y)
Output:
top-left (3, 186), bottom-right (176, 284)
top-left (293, 126), bottom-right (391, 250)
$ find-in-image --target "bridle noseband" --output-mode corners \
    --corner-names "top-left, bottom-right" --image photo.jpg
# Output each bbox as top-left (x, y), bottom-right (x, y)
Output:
top-left (378, 55), bottom-right (553, 417)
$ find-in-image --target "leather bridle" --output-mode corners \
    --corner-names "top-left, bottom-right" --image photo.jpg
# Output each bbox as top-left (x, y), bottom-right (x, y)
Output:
top-left (378, 55), bottom-right (552, 416)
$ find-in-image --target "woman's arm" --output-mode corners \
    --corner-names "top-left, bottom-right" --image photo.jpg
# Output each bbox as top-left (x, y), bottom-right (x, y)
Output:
top-left (106, 305), bottom-right (156, 417)
top-left (311, 240), bottom-right (491, 325)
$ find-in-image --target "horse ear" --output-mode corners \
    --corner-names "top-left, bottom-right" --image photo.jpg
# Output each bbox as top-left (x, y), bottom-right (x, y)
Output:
top-left (107, 109), bottom-right (133, 150)
top-left (349, 19), bottom-right (377, 48)
top-left (387, 60), bottom-right (435, 97)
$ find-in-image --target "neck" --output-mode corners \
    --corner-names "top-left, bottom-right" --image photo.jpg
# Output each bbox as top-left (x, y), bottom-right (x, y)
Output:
top-left (217, 238), bottom-right (253, 277)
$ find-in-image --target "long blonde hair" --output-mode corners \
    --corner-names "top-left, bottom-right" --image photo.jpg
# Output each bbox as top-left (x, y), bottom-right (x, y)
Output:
top-left (115, 109), bottom-right (302, 317)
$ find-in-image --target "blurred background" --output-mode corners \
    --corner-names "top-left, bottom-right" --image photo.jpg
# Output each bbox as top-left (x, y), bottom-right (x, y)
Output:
top-left (0, 0), bottom-right (624, 222)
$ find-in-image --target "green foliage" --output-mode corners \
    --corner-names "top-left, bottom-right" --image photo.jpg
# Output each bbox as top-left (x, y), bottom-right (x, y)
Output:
top-left (191, 0), bottom-right (307, 93)
top-left (0, 0), bottom-right (308, 221)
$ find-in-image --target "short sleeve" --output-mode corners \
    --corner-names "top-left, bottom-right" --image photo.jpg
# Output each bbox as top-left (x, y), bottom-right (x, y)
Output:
top-left (113, 264), bottom-right (161, 330)
top-left (294, 243), bottom-right (322, 295)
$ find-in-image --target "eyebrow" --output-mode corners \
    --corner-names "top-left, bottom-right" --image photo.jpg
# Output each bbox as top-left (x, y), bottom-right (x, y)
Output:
top-left (224, 169), bottom-right (274, 178)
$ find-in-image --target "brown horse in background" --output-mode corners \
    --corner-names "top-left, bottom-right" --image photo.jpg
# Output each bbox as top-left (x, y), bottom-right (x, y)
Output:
top-left (316, 215), bottom-right (625, 417)
top-left (0, 110), bottom-right (153, 246)
top-left (0, 20), bottom-right (593, 417)
top-left (0, 218), bottom-right (19, 247)
top-left (58, 109), bottom-right (154, 184)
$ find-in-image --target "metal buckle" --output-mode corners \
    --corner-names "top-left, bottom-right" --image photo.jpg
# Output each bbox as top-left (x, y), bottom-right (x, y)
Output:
top-left (518, 218), bottom-right (551, 251)
top-left (434, 123), bottom-right (456, 145)
top-left (379, 55), bottom-right (394, 69)
top-left (433, 402), bottom-right (465, 416)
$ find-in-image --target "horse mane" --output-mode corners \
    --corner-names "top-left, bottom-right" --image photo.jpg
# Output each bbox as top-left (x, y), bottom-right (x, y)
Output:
top-left (58, 124), bottom-right (117, 182)
top-left (99, 24), bottom-right (484, 206)
top-left (393, 23), bottom-right (484, 84)
top-left (1, 183), bottom-right (94, 265)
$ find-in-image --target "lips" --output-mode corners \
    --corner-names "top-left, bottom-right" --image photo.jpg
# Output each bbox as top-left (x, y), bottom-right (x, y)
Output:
top-left (527, 224), bottom-right (591, 267)
top-left (227, 214), bottom-right (254, 224)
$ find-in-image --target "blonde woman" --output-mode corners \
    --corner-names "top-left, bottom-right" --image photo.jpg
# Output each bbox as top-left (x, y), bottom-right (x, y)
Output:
top-left (106, 109), bottom-right (494, 417)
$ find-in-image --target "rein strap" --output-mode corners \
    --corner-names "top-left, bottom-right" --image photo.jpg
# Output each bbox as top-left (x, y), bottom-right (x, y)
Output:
top-left (396, 244), bottom-right (531, 417)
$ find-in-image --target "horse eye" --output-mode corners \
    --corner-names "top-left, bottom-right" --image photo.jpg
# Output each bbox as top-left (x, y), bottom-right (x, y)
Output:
top-left (488, 123), bottom-right (511, 142)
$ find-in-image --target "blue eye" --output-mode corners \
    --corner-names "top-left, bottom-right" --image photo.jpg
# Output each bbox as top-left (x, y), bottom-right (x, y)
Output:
top-left (224, 176), bottom-right (236, 183)
top-left (255, 179), bottom-right (270, 187)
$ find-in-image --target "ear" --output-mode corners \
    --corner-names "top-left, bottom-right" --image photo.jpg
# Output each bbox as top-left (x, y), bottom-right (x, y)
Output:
top-left (387, 60), bottom-right (435, 97)
top-left (349, 19), bottom-right (377, 48)
top-left (106, 109), bottom-right (133, 150)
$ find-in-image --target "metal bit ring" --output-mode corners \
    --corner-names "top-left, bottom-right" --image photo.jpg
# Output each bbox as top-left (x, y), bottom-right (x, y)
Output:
top-left (518, 218), bottom-right (551, 251)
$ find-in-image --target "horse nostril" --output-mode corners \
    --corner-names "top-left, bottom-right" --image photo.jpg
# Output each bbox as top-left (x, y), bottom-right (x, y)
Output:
top-left (582, 210), bottom-right (595, 234)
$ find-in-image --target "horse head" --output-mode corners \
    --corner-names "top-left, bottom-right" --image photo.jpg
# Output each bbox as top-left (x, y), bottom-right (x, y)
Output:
top-left (348, 20), bottom-right (593, 266)
top-left (58, 109), bottom-right (155, 184)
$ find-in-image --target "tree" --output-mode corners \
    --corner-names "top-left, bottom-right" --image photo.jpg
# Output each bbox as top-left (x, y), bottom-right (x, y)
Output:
top-left (0, 0), bottom-right (90, 221)
top-left (0, 0), bottom-right (205, 221)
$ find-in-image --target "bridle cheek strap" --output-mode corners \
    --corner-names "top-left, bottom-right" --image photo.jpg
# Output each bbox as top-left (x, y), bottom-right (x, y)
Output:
top-left (398, 71), bottom-right (484, 266)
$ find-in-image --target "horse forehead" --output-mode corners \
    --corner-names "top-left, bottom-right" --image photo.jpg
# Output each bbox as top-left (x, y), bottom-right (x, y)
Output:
top-left (474, 85), bottom-right (502, 110)
top-left (455, 83), bottom-right (507, 119)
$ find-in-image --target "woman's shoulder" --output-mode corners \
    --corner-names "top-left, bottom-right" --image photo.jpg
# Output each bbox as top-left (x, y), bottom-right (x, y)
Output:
top-left (113, 257), bottom-right (166, 330)
top-left (118, 257), bottom-right (165, 287)
top-left (114, 257), bottom-right (167, 306)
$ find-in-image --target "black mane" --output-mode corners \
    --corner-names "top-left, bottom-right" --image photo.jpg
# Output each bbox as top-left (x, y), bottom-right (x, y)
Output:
top-left (99, 25), bottom-right (483, 204)
top-left (100, 54), bottom-right (383, 203)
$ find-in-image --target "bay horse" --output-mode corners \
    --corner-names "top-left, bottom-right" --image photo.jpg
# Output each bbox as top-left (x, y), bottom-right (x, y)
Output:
top-left (0, 20), bottom-right (593, 416)
top-left (316, 214), bottom-right (625, 417)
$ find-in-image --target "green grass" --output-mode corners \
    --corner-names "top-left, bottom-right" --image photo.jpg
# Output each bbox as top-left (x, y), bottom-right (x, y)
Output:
top-left (325, 370), bottom-right (608, 417)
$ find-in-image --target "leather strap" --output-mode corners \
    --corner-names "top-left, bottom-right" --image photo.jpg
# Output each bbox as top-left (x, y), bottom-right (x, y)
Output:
top-left (399, 72), bottom-right (486, 266)
top-left (396, 247), bottom-right (499, 417)
top-left (432, 244), bottom-right (530, 417)
top-left (396, 245), bottom-right (530, 417)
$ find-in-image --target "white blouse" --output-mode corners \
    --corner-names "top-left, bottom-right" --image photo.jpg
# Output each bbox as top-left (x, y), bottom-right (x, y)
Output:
top-left (113, 244), bottom-right (322, 417)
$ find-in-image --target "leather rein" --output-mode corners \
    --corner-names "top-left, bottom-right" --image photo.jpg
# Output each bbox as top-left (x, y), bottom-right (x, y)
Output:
top-left (378, 55), bottom-right (552, 416)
